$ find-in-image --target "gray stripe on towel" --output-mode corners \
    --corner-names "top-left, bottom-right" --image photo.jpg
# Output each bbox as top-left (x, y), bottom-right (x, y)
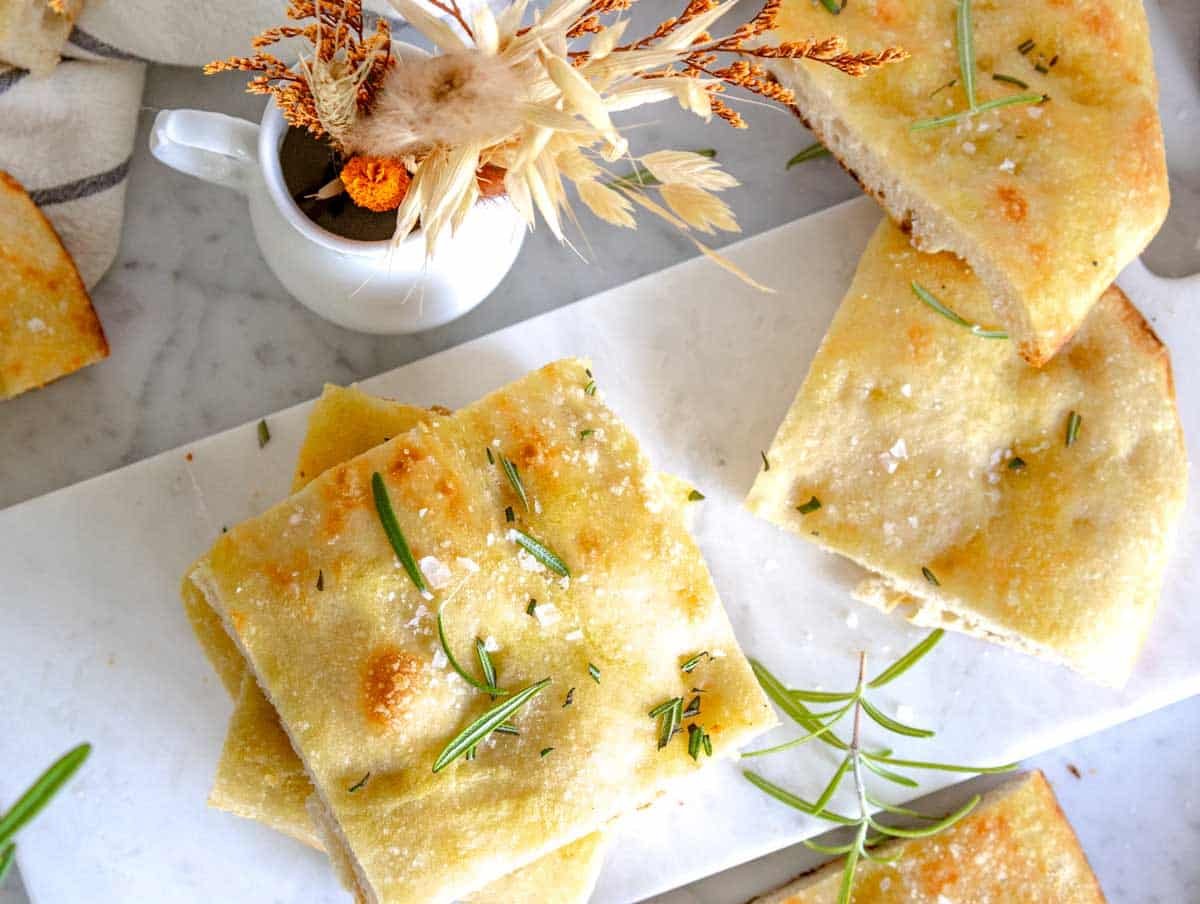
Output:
top-left (29, 157), bottom-right (131, 207)
top-left (0, 68), bottom-right (28, 95)
top-left (66, 26), bottom-right (145, 61)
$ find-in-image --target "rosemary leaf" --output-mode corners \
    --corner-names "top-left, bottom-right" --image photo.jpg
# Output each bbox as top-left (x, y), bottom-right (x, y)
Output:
top-left (526, 599), bottom-right (537, 616)
top-left (956, 0), bottom-right (977, 109)
top-left (786, 142), bottom-right (831, 168)
top-left (860, 697), bottom-right (934, 738)
top-left (257, 419), bottom-right (271, 448)
top-left (816, 0), bottom-right (844, 13)
top-left (862, 757), bottom-right (919, 788)
top-left (509, 528), bottom-right (570, 577)
top-left (563, 687), bottom-right (575, 708)
top-left (687, 489), bottom-right (705, 501)
top-left (802, 838), bottom-right (856, 856)
top-left (437, 601), bottom-right (508, 696)
top-left (992, 73), bottom-right (1029, 89)
top-left (476, 638), bottom-right (498, 692)
top-left (0, 844), bottom-right (13, 886)
top-left (1008, 456), bottom-right (1026, 470)
top-left (1018, 38), bottom-right (1035, 54)
top-left (505, 505), bottom-right (515, 523)
top-left (687, 723), bottom-right (704, 760)
top-left (861, 845), bottom-right (904, 865)
top-left (862, 751), bottom-right (1018, 774)
top-left (912, 91), bottom-right (1046, 131)
top-left (865, 792), bottom-right (938, 819)
top-left (870, 795), bottom-right (980, 838)
top-left (702, 733), bottom-right (712, 757)
top-left (584, 380), bottom-right (597, 396)
top-left (580, 429), bottom-right (595, 438)
top-left (0, 743), bottom-right (91, 848)
top-left (911, 282), bottom-right (1009, 338)
top-left (789, 689), bottom-right (854, 703)
top-left (1066, 410), bottom-right (1082, 447)
top-left (760, 451), bottom-right (770, 471)
top-left (796, 496), bottom-right (821, 515)
top-left (499, 454), bottom-right (529, 511)
top-left (812, 756), bottom-right (853, 813)
top-left (681, 651), bottom-right (710, 673)
top-left (348, 772), bottom-right (370, 793)
top-left (837, 834), bottom-right (863, 904)
top-left (493, 723), bottom-right (521, 736)
top-left (587, 663), bottom-right (601, 683)
top-left (432, 678), bottom-right (551, 772)
top-left (316, 569), bottom-right (324, 591)
top-left (750, 659), bottom-right (849, 751)
top-left (741, 771), bottom-right (858, 825)
top-left (486, 446), bottom-right (494, 465)
top-left (540, 747), bottom-right (555, 758)
top-left (921, 566), bottom-right (941, 586)
top-left (371, 473), bottom-right (430, 598)
top-left (868, 629), bottom-right (944, 688)
top-left (683, 695), bottom-right (701, 719)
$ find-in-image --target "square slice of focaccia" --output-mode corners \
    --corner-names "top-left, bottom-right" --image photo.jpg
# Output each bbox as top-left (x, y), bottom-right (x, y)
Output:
top-left (751, 771), bottom-right (1105, 904)
top-left (767, 0), bottom-right (1168, 366)
top-left (0, 171), bottom-right (107, 398)
top-left (188, 361), bottom-right (774, 903)
top-left (183, 384), bottom-right (610, 903)
top-left (747, 220), bottom-right (1186, 686)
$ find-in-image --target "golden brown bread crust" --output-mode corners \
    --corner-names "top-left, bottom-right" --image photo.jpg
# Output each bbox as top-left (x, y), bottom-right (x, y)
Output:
top-left (0, 171), bottom-right (108, 399)
top-left (751, 771), bottom-right (1106, 903)
top-left (767, 0), bottom-right (1169, 366)
top-left (747, 220), bottom-right (1188, 685)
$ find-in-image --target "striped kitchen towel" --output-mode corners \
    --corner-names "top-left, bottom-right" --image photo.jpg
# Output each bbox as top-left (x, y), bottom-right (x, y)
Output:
top-left (0, 0), bottom-right (399, 288)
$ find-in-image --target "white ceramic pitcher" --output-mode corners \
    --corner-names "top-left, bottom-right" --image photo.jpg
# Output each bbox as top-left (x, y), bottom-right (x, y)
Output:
top-left (150, 84), bottom-right (525, 334)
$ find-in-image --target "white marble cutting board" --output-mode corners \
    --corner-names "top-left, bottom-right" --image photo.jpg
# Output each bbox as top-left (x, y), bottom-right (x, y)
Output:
top-left (1, 198), bottom-right (1197, 904)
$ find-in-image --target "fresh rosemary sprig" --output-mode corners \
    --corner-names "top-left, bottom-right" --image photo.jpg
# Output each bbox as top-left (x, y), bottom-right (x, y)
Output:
top-left (743, 633), bottom-right (1016, 904)
top-left (509, 528), bottom-right (571, 577)
top-left (681, 651), bottom-right (710, 673)
top-left (0, 742), bottom-right (91, 884)
top-left (911, 282), bottom-right (1008, 339)
top-left (912, 0), bottom-right (1045, 131)
top-left (786, 142), bottom-right (831, 168)
top-left (371, 472), bottom-right (430, 598)
top-left (433, 678), bottom-right (551, 772)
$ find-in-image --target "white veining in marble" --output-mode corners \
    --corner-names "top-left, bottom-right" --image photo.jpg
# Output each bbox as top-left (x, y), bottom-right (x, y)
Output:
top-left (1, 1), bottom-right (1198, 902)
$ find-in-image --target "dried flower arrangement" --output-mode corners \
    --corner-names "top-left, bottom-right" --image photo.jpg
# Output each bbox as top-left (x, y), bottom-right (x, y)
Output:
top-left (209, 0), bottom-right (905, 268)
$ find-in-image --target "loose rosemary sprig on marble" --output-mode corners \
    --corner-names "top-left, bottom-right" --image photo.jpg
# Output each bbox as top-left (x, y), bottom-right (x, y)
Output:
top-left (0, 743), bottom-right (91, 885)
top-left (743, 630), bottom-right (1017, 904)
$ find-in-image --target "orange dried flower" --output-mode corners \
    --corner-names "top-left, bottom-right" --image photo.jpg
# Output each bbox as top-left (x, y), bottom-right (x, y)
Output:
top-left (340, 156), bottom-right (411, 212)
top-left (476, 164), bottom-right (508, 199)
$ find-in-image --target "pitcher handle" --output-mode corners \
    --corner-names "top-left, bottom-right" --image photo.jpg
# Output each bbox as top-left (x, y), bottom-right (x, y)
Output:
top-left (150, 109), bottom-right (260, 196)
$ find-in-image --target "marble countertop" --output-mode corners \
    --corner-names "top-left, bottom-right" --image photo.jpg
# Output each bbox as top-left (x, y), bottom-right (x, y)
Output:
top-left (3, 1), bottom-right (1198, 901)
